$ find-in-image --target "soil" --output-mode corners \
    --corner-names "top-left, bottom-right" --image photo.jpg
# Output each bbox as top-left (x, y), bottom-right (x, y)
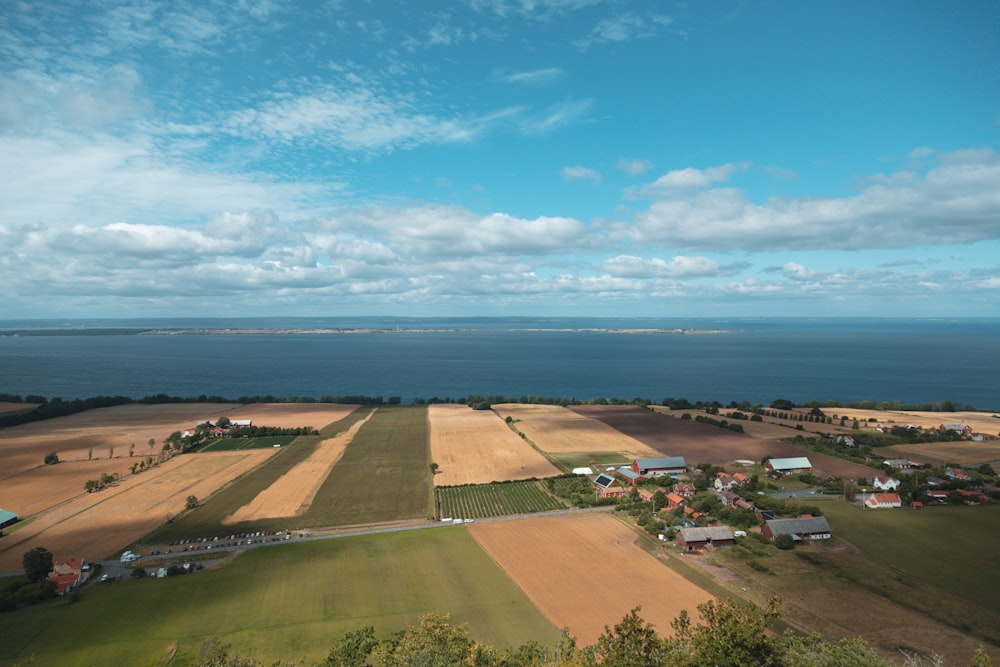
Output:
top-left (468, 512), bottom-right (714, 645)
top-left (571, 405), bottom-right (875, 479)
top-left (218, 403), bottom-right (360, 430)
top-left (429, 404), bottom-right (560, 485)
top-left (223, 409), bottom-right (374, 523)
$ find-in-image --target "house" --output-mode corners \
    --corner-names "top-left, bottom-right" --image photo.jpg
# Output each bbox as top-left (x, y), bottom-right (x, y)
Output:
top-left (872, 475), bottom-right (900, 491)
top-left (0, 509), bottom-right (18, 534)
top-left (761, 516), bottom-right (832, 542)
top-left (637, 488), bottom-right (656, 502)
top-left (866, 493), bottom-right (902, 509)
top-left (714, 473), bottom-right (739, 492)
top-left (955, 489), bottom-right (988, 505)
top-left (945, 467), bottom-right (970, 481)
top-left (592, 473), bottom-right (627, 499)
top-left (940, 423), bottom-right (972, 435)
top-left (732, 472), bottom-right (750, 486)
top-left (683, 506), bottom-right (702, 519)
top-left (837, 435), bottom-right (855, 447)
top-left (676, 526), bottom-right (735, 551)
top-left (925, 476), bottom-right (947, 488)
top-left (716, 490), bottom-right (740, 506)
top-left (47, 558), bottom-right (89, 595)
top-left (765, 457), bottom-right (813, 477)
top-left (925, 490), bottom-right (949, 502)
top-left (673, 483), bottom-right (697, 498)
top-left (665, 492), bottom-right (686, 509)
top-left (733, 497), bottom-right (755, 511)
top-left (883, 458), bottom-right (914, 470)
top-left (630, 456), bottom-right (687, 478)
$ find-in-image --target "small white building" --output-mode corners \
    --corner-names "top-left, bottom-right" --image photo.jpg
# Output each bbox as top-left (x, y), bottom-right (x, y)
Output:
top-left (866, 493), bottom-right (902, 509)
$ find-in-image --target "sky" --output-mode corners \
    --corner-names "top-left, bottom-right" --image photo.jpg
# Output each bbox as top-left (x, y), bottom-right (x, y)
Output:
top-left (2, 0), bottom-right (999, 320)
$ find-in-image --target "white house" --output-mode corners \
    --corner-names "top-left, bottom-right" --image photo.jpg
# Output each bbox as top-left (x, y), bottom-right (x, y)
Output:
top-left (873, 475), bottom-right (900, 491)
top-left (866, 493), bottom-right (902, 509)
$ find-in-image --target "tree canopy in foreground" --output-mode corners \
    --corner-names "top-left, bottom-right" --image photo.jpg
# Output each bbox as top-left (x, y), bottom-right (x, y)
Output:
top-left (192, 597), bottom-right (991, 667)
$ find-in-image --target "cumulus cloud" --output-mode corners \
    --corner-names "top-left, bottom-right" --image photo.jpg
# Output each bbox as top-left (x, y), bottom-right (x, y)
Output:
top-left (602, 255), bottom-right (746, 278)
top-left (613, 149), bottom-right (1000, 250)
top-left (618, 157), bottom-right (654, 176)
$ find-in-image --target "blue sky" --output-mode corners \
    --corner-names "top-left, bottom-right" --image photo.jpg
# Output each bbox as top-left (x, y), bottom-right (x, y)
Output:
top-left (2, 0), bottom-right (999, 319)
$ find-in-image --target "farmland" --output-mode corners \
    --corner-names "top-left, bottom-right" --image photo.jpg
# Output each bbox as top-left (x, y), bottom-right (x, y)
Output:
top-left (197, 435), bottom-right (296, 451)
top-left (428, 403), bottom-right (560, 484)
top-left (436, 480), bottom-right (566, 519)
top-left (1, 527), bottom-right (558, 666)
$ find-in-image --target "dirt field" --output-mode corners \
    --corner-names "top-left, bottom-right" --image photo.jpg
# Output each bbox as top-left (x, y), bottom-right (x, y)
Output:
top-left (0, 459), bottom-right (138, 517)
top-left (428, 404), bottom-right (560, 485)
top-left (825, 408), bottom-right (1000, 433)
top-left (468, 512), bottom-right (714, 645)
top-left (491, 404), bottom-right (660, 459)
top-left (218, 403), bottom-right (359, 430)
top-left (572, 405), bottom-right (874, 479)
top-left (223, 410), bottom-right (375, 523)
top-left (882, 441), bottom-right (1000, 467)
top-left (0, 450), bottom-right (274, 570)
top-left (0, 403), bottom-right (241, 481)
top-left (0, 402), bottom-right (38, 414)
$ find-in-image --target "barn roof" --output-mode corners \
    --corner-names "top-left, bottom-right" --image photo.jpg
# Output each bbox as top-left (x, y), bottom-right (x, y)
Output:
top-left (616, 467), bottom-right (643, 481)
top-left (678, 526), bottom-right (734, 542)
top-left (766, 457), bottom-right (812, 470)
top-left (765, 516), bottom-right (831, 536)
top-left (634, 456), bottom-right (687, 470)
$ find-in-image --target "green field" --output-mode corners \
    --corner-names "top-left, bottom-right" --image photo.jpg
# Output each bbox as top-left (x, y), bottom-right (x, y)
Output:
top-left (437, 480), bottom-right (567, 519)
top-left (197, 435), bottom-right (297, 451)
top-left (821, 501), bottom-right (1000, 615)
top-left (548, 451), bottom-right (629, 471)
top-left (1, 527), bottom-right (558, 666)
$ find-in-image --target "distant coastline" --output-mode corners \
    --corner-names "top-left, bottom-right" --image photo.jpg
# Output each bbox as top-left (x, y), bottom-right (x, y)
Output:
top-left (1, 327), bottom-right (735, 337)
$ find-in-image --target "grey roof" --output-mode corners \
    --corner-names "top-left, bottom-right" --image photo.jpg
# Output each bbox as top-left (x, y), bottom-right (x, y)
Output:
top-left (766, 457), bottom-right (812, 470)
top-left (765, 516), bottom-right (831, 536)
top-left (678, 526), bottom-right (734, 542)
top-left (0, 509), bottom-right (17, 524)
top-left (593, 473), bottom-right (616, 488)
top-left (634, 456), bottom-right (687, 470)
top-left (616, 466), bottom-right (643, 480)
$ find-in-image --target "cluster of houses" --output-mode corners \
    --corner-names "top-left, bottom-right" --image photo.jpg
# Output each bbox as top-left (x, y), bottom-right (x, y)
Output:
top-left (47, 557), bottom-right (90, 595)
top-left (182, 418), bottom-right (252, 438)
top-left (592, 455), bottom-right (833, 552)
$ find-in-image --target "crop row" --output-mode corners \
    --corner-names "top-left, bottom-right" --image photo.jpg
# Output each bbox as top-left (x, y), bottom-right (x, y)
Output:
top-left (437, 480), bottom-right (566, 519)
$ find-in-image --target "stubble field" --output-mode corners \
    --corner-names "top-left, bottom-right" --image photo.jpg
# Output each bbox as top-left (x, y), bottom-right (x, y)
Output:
top-left (491, 404), bottom-right (660, 459)
top-left (468, 512), bottom-right (714, 645)
top-left (0, 450), bottom-right (274, 570)
top-left (428, 404), bottom-right (560, 485)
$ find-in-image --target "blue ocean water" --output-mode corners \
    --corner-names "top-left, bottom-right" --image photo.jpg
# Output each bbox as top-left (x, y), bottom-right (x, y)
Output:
top-left (0, 318), bottom-right (998, 409)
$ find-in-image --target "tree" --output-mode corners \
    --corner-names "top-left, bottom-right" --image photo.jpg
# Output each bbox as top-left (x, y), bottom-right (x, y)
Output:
top-left (186, 495), bottom-right (199, 510)
top-left (669, 596), bottom-right (784, 667)
top-left (217, 416), bottom-right (232, 428)
top-left (429, 462), bottom-right (440, 475)
top-left (108, 445), bottom-right (115, 459)
top-left (131, 567), bottom-right (147, 579)
top-left (44, 451), bottom-right (59, 465)
top-left (129, 442), bottom-right (135, 457)
top-left (23, 546), bottom-right (53, 582)
top-left (594, 606), bottom-right (669, 667)
top-left (774, 533), bottom-right (795, 550)
top-left (148, 438), bottom-right (155, 455)
top-left (368, 612), bottom-right (474, 667)
top-left (324, 625), bottom-right (378, 666)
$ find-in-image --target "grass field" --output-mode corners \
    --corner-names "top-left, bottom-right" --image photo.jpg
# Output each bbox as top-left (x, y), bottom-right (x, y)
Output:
top-left (198, 435), bottom-right (297, 451)
top-left (1, 527), bottom-right (559, 666)
top-left (437, 480), bottom-right (566, 519)
top-left (821, 501), bottom-right (1000, 617)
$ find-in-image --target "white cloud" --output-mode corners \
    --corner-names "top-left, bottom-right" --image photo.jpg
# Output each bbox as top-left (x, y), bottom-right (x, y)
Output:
top-left (561, 165), bottom-right (602, 184)
top-left (573, 12), bottom-right (672, 50)
top-left (602, 255), bottom-right (739, 278)
top-left (520, 97), bottom-right (593, 135)
top-left (499, 67), bottom-right (564, 85)
top-left (618, 157), bottom-right (654, 176)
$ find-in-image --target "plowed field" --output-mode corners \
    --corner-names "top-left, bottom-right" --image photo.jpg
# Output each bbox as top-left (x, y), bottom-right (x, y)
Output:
top-left (218, 403), bottom-right (359, 430)
top-left (0, 450), bottom-right (274, 570)
top-left (491, 404), bottom-right (659, 458)
top-left (468, 512), bottom-right (713, 645)
top-left (572, 405), bottom-right (875, 478)
top-left (223, 409), bottom-right (374, 523)
top-left (429, 404), bottom-right (560, 485)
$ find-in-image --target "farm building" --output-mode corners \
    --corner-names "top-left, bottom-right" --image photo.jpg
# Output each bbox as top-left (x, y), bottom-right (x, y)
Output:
top-left (866, 493), bottom-right (902, 509)
top-left (592, 473), bottom-right (627, 499)
top-left (47, 558), bottom-right (89, 595)
top-left (0, 509), bottom-right (17, 533)
top-left (614, 467), bottom-right (644, 485)
top-left (764, 457), bottom-right (812, 476)
top-left (676, 526), bottom-right (735, 551)
top-left (884, 458), bottom-right (915, 470)
top-left (762, 516), bottom-right (832, 542)
top-left (630, 456), bottom-right (687, 478)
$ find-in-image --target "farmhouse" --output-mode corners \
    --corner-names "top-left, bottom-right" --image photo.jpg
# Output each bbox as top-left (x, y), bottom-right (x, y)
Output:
top-left (765, 457), bottom-right (813, 477)
top-left (630, 456), bottom-right (687, 478)
top-left (665, 492), bottom-right (686, 509)
top-left (762, 516), bottom-right (832, 542)
top-left (873, 475), bottom-right (900, 491)
top-left (47, 557), bottom-right (89, 595)
top-left (945, 467), bottom-right (970, 481)
top-left (866, 493), bottom-right (902, 509)
top-left (592, 473), bottom-right (627, 499)
top-left (673, 482), bottom-right (696, 497)
top-left (714, 473), bottom-right (739, 492)
top-left (676, 526), bottom-right (735, 551)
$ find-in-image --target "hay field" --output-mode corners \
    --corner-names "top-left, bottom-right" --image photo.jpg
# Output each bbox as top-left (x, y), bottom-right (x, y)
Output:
top-left (0, 450), bottom-right (273, 570)
top-left (224, 409), bottom-right (375, 523)
top-left (491, 404), bottom-right (659, 459)
top-left (821, 408), bottom-right (1000, 433)
top-left (219, 403), bottom-right (359, 429)
top-left (0, 403), bottom-right (240, 481)
top-left (428, 404), bottom-right (560, 485)
top-left (0, 458), bottom-right (137, 517)
top-left (885, 441), bottom-right (1000, 466)
top-left (468, 512), bottom-right (714, 645)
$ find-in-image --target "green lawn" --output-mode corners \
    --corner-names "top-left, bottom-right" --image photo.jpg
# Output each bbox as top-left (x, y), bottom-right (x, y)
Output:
top-left (2, 528), bottom-right (558, 666)
top-left (822, 501), bottom-right (1000, 614)
top-left (548, 451), bottom-right (630, 471)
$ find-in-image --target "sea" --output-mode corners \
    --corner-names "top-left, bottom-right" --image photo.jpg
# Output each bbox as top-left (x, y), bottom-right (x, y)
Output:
top-left (1, 317), bottom-right (998, 410)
